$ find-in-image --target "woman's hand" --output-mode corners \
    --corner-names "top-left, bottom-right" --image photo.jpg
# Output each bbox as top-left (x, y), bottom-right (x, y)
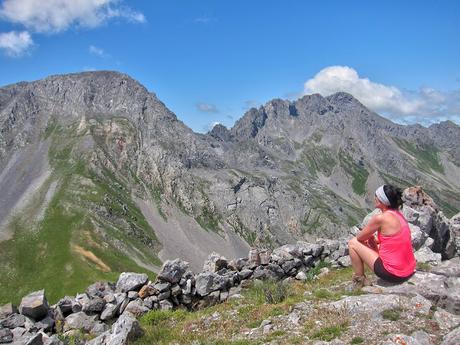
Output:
top-left (365, 236), bottom-right (379, 251)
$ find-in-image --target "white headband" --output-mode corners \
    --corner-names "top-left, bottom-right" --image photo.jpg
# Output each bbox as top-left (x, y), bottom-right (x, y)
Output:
top-left (375, 185), bottom-right (390, 206)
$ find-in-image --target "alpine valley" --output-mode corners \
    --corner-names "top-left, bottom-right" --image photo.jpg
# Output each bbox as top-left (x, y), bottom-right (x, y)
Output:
top-left (1, 71), bottom-right (459, 304)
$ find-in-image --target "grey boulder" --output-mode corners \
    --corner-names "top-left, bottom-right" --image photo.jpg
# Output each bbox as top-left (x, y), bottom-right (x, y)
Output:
top-left (157, 259), bottom-right (189, 284)
top-left (25, 332), bottom-right (43, 345)
top-left (415, 247), bottom-right (442, 264)
top-left (430, 257), bottom-right (460, 277)
top-left (328, 294), bottom-right (403, 320)
top-left (87, 312), bottom-right (143, 345)
top-left (116, 273), bottom-right (148, 293)
top-left (202, 252), bottom-right (227, 273)
top-left (100, 303), bottom-right (119, 321)
top-left (123, 300), bottom-right (149, 316)
top-left (63, 311), bottom-right (98, 333)
top-left (19, 290), bottom-right (50, 321)
top-left (86, 282), bottom-right (115, 298)
top-left (34, 316), bottom-right (55, 332)
top-left (409, 223), bottom-right (426, 250)
top-left (82, 297), bottom-right (106, 313)
top-left (373, 272), bottom-right (460, 315)
top-left (56, 297), bottom-right (74, 316)
top-left (195, 272), bottom-right (228, 296)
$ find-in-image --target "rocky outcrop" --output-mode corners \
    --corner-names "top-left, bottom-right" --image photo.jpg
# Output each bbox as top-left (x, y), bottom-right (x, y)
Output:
top-left (403, 186), bottom-right (458, 259)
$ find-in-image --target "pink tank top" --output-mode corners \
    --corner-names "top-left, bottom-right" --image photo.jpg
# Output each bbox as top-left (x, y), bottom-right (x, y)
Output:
top-left (377, 210), bottom-right (416, 277)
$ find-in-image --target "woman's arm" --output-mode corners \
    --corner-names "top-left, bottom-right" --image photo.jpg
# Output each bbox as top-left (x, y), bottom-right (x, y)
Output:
top-left (356, 214), bottom-right (383, 242)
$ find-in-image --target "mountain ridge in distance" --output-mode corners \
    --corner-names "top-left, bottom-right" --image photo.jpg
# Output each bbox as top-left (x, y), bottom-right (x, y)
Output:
top-left (0, 70), bottom-right (458, 304)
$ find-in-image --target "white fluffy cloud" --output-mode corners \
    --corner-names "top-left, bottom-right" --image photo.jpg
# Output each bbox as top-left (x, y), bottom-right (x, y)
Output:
top-left (0, 0), bottom-right (145, 33)
top-left (0, 30), bottom-right (33, 56)
top-left (304, 66), bottom-right (460, 125)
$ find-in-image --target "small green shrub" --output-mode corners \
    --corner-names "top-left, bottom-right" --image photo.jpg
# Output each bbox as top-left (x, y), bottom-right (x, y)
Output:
top-left (313, 288), bottom-right (335, 300)
top-left (243, 280), bottom-right (292, 305)
top-left (416, 262), bottom-right (431, 271)
top-left (311, 323), bottom-right (348, 341)
top-left (140, 309), bottom-right (188, 326)
top-left (381, 308), bottom-right (403, 321)
top-left (351, 336), bottom-right (364, 344)
top-left (263, 281), bottom-right (291, 304)
top-left (306, 261), bottom-right (331, 281)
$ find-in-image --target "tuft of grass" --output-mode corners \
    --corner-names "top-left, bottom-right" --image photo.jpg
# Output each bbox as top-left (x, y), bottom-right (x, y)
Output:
top-left (381, 308), bottom-right (403, 321)
top-left (416, 262), bottom-right (431, 271)
top-left (57, 330), bottom-right (93, 345)
top-left (263, 330), bottom-right (286, 342)
top-left (140, 309), bottom-right (188, 326)
top-left (351, 336), bottom-right (365, 344)
top-left (304, 305), bottom-right (351, 341)
top-left (311, 323), bottom-right (349, 342)
top-left (306, 261), bottom-right (331, 281)
top-left (243, 280), bottom-right (292, 305)
top-left (312, 289), bottom-right (336, 300)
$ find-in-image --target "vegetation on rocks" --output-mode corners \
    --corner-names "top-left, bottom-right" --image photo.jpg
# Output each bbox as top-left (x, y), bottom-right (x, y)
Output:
top-left (393, 138), bottom-right (444, 174)
top-left (300, 144), bottom-right (337, 177)
top-left (339, 152), bottom-right (369, 196)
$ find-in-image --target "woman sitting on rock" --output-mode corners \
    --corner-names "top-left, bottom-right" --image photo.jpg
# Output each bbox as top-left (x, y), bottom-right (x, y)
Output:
top-left (348, 184), bottom-right (416, 288)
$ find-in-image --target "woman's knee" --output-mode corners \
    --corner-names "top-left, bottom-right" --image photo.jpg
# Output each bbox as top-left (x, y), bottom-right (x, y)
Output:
top-left (348, 237), bottom-right (359, 249)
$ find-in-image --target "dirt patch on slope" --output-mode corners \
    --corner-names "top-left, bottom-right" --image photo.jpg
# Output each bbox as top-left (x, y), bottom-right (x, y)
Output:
top-left (72, 244), bottom-right (111, 272)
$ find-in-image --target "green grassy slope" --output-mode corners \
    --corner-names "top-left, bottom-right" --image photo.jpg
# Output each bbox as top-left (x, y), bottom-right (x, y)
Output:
top-left (0, 118), bottom-right (160, 305)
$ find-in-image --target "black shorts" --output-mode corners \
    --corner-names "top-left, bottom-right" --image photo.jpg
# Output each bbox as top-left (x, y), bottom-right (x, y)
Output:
top-left (373, 257), bottom-right (414, 283)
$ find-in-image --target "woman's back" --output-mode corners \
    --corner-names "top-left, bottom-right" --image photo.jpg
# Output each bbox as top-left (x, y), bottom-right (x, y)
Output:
top-left (379, 211), bottom-right (403, 236)
top-left (378, 210), bottom-right (416, 277)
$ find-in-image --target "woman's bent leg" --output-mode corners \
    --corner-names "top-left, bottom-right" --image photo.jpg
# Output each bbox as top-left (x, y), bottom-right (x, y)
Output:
top-left (348, 237), bottom-right (380, 276)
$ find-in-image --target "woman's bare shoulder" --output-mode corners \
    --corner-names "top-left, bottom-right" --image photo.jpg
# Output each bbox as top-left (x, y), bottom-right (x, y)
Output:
top-left (370, 213), bottom-right (384, 225)
top-left (381, 211), bottom-right (401, 227)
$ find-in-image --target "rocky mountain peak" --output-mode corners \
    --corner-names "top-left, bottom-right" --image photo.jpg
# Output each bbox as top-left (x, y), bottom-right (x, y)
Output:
top-left (208, 123), bottom-right (232, 141)
top-left (325, 91), bottom-right (370, 116)
top-left (230, 107), bottom-right (268, 141)
top-left (325, 91), bottom-right (362, 105)
top-left (0, 70), bottom-right (178, 125)
top-left (294, 93), bottom-right (333, 116)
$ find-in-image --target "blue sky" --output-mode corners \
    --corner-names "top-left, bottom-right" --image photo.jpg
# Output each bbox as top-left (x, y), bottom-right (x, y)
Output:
top-left (0, 0), bottom-right (459, 132)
